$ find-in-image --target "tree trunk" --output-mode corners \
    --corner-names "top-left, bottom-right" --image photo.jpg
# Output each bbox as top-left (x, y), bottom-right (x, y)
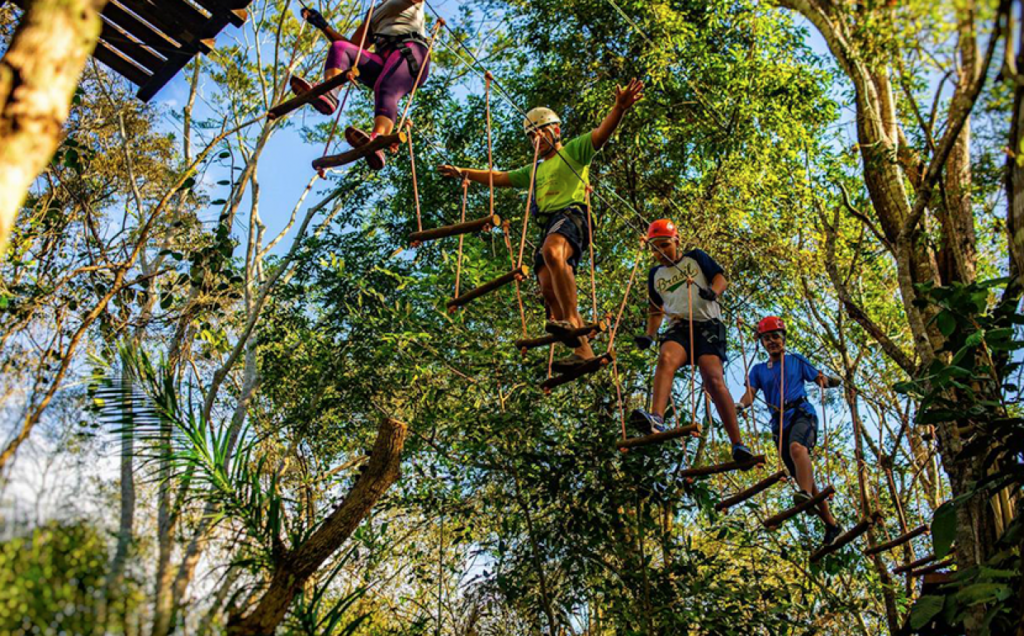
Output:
top-left (0, 0), bottom-right (107, 257)
top-left (227, 418), bottom-right (407, 635)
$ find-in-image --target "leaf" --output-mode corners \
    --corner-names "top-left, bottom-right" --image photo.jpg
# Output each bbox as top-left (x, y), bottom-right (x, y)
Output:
top-left (936, 311), bottom-right (956, 337)
top-left (932, 500), bottom-right (956, 559)
top-left (211, 199), bottom-right (228, 205)
top-left (909, 595), bottom-right (944, 629)
top-left (955, 583), bottom-right (1010, 606)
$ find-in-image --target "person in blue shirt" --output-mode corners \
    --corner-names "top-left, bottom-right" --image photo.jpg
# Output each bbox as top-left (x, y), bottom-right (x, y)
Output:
top-left (736, 315), bottom-right (844, 547)
top-left (629, 220), bottom-right (755, 465)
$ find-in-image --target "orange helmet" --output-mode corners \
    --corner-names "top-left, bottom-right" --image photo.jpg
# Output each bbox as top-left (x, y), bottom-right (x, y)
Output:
top-left (757, 316), bottom-right (786, 335)
top-left (647, 219), bottom-right (677, 241)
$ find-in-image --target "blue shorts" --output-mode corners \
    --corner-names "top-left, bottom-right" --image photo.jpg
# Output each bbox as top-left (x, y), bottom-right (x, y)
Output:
top-left (532, 207), bottom-right (590, 275)
top-left (773, 410), bottom-right (818, 477)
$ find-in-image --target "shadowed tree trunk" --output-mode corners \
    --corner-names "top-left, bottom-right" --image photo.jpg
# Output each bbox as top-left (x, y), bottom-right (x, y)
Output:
top-left (227, 417), bottom-right (408, 634)
top-left (0, 0), bottom-right (107, 257)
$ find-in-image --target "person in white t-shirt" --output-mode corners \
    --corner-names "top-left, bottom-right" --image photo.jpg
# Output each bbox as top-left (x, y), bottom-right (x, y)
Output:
top-left (630, 219), bottom-right (754, 465)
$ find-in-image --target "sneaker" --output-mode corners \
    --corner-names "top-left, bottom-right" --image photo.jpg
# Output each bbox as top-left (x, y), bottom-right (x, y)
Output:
top-left (629, 409), bottom-right (666, 436)
top-left (551, 353), bottom-right (588, 374)
top-left (822, 522), bottom-right (844, 547)
top-left (731, 443), bottom-right (755, 465)
top-left (289, 76), bottom-right (337, 115)
top-left (792, 490), bottom-right (813, 507)
top-left (544, 319), bottom-right (581, 347)
top-left (344, 127), bottom-right (385, 170)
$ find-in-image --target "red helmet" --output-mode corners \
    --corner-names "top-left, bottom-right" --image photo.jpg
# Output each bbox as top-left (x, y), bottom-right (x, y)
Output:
top-left (647, 219), bottom-right (677, 241)
top-left (757, 316), bottom-right (786, 335)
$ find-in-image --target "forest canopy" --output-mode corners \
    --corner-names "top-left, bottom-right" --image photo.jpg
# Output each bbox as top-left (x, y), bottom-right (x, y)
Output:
top-left (0, 0), bottom-right (1021, 634)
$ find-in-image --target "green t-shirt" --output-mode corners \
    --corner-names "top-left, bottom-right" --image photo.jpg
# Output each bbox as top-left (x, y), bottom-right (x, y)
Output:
top-left (507, 132), bottom-right (597, 213)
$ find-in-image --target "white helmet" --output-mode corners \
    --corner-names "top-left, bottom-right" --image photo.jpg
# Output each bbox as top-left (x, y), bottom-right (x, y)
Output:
top-left (523, 107), bottom-right (561, 135)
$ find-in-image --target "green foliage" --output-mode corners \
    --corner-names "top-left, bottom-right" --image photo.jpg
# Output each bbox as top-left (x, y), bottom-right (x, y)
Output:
top-left (0, 521), bottom-right (109, 635)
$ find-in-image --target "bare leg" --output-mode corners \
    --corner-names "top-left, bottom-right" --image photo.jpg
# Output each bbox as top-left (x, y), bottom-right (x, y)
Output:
top-left (536, 265), bottom-right (563, 321)
top-left (325, 67), bottom-right (342, 82)
top-left (541, 233), bottom-right (593, 358)
top-left (790, 442), bottom-right (838, 526)
top-left (698, 355), bottom-right (743, 445)
top-left (651, 341), bottom-right (686, 418)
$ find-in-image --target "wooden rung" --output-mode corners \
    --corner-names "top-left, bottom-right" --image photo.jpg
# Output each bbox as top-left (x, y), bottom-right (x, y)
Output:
top-left (678, 455), bottom-right (766, 479)
top-left (268, 72), bottom-right (353, 119)
top-left (93, 41), bottom-right (152, 87)
top-left (763, 485), bottom-right (836, 530)
top-left (446, 266), bottom-right (528, 311)
top-left (515, 321), bottom-right (607, 351)
top-left (715, 470), bottom-right (787, 512)
top-left (312, 132), bottom-right (407, 170)
top-left (893, 551), bottom-right (944, 575)
top-left (540, 352), bottom-right (614, 392)
top-left (615, 423), bottom-right (701, 451)
top-left (908, 557), bottom-right (955, 578)
top-left (409, 214), bottom-right (501, 244)
top-left (810, 512), bottom-right (881, 562)
top-left (864, 525), bottom-right (929, 556)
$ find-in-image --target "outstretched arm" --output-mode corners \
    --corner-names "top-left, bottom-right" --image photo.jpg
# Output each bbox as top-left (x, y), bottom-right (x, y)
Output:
top-left (645, 304), bottom-right (664, 338)
top-left (301, 8), bottom-right (349, 43)
top-left (438, 165), bottom-right (513, 187)
top-left (591, 78), bottom-right (644, 151)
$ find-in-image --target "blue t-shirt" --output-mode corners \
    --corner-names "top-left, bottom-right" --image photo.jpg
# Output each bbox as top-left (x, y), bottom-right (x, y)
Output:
top-left (748, 352), bottom-right (820, 433)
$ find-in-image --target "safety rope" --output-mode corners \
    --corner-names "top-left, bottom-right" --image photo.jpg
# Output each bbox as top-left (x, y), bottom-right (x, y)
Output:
top-left (407, 123), bottom-right (424, 232)
top-left (396, 18), bottom-right (444, 132)
top-left (819, 380), bottom-right (831, 487)
top-left (454, 178), bottom-right (469, 297)
top-left (547, 343), bottom-right (555, 379)
top-left (501, 221), bottom-right (528, 337)
top-left (516, 137), bottom-right (543, 270)
top-left (585, 187), bottom-right (598, 322)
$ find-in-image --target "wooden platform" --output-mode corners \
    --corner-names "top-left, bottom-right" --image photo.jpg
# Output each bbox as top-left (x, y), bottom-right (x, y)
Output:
top-left (7, 0), bottom-right (253, 101)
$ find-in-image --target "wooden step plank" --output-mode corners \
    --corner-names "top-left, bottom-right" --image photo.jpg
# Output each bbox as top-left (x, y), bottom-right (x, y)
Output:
top-left (864, 525), bottom-right (929, 556)
top-left (312, 132), bottom-right (407, 171)
top-left (715, 470), bottom-right (787, 512)
top-left (268, 72), bottom-right (354, 120)
top-left (615, 423), bottom-right (700, 451)
top-left (763, 485), bottom-right (836, 530)
top-left (810, 512), bottom-right (881, 562)
top-left (515, 321), bottom-right (607, 352)
top-left (540, 352), bottom-right (613, 392)
top-left (446, 266), bottom-right (528, 311)
top-left (678, 455), bottom-right (765, 479)
top-left (409, 214), bottom-right (501, 245)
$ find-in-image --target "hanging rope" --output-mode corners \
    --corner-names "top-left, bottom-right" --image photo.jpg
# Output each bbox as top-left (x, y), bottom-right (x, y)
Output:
top-left (454, 178), bottom-right (469, 297)
top-left (607, 242), bottom-right (644, 351)
top-left (320, 0), bottom-right (376, 160)
top-left (686, 278), bottom-right (697, 427)
top-left (396, 18), bottom-right (444, 132)
top-left (819, 380), bottom-right (831, 487)
top-left (779, 352), bottom-right (786, 474)
top-left (485, 71), bottom-right (496, 222)
top-left (408, 122), bottom-right (423, 233)
top-left (736, 316), bottom-right (758, 455)
top-left (585, 186), bottom-right (598, 322)
top-left (547, 343), bottom-right (555, 379)
top-left (516, 137), bottom-right (543, 269)
top-left (613, 357), bottom-right (627, 441)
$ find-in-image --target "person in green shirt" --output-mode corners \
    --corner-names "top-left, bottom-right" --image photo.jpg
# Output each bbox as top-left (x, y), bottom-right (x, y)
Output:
top-left (439, 78), bottom-right (644, 371)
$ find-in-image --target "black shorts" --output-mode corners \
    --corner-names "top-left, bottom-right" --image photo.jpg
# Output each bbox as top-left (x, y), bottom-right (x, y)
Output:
top-left (532, 207), bottom-right (590, 275)
top-left (772, 410), bottom-right (818, 477)
top-left (660, 319), bottom-right (727, 362)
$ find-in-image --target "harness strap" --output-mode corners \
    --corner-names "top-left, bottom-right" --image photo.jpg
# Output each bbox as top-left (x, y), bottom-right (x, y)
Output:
top-left (375, 33), bottom-right (427, 79)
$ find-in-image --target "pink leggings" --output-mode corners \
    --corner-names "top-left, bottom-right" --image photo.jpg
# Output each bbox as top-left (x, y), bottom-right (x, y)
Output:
top-left (325, 40), bottom-right (430, 122)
